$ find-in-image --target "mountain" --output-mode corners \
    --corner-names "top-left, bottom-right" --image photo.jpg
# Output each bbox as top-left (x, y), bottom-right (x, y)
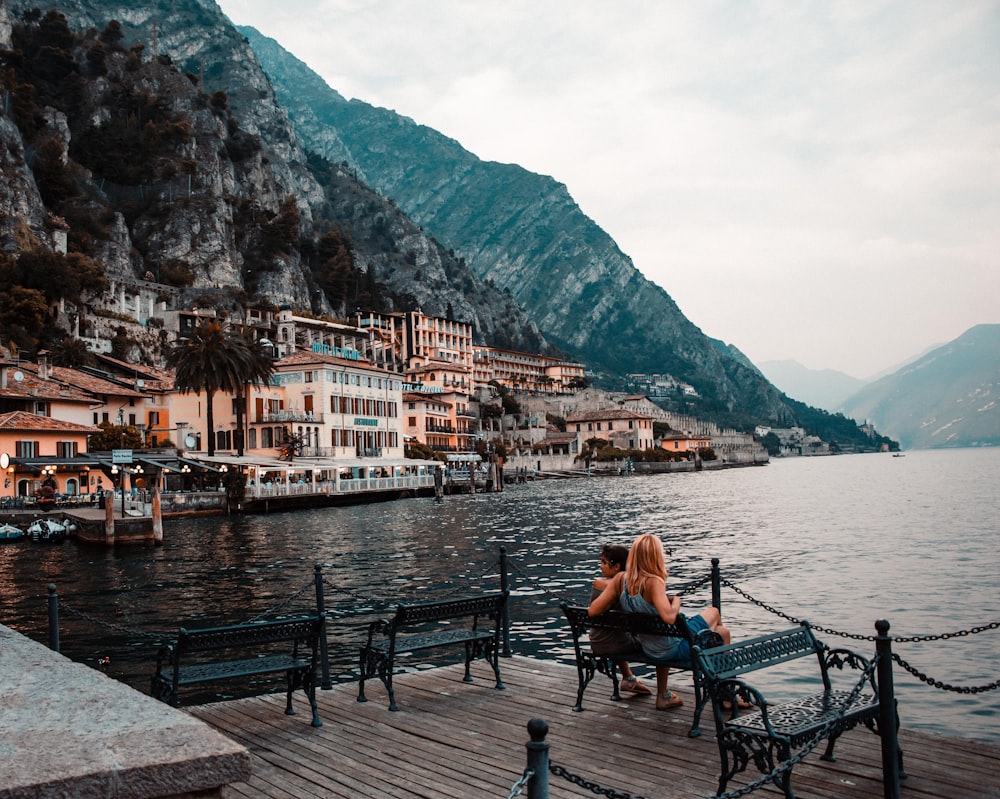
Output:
top-left (0, 0), bottom-right (549, 357)
top-left (240, 26), bottom-right (806, 429)
top-left (758, 360), bottom-right (868, 412)
top-left (839, 325), bottom-right (1000, 449)
top-left (0, 1), bottom-right (888, 447)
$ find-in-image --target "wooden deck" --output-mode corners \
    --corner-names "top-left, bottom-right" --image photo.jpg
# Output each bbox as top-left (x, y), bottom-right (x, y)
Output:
top-left (188, 656), bottom-right (1000, 799)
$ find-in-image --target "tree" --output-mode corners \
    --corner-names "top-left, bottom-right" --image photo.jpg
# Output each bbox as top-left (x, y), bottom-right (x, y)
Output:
top-left (166, 319), bottom-right (247, 456)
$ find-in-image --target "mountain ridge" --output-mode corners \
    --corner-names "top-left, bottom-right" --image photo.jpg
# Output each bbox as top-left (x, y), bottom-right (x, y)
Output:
top-left (839, 325), bottom-right (1000, 449)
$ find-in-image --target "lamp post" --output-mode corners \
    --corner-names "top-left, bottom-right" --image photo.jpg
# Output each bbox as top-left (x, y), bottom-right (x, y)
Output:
top-left (110, 465), bottom-right (124, 518)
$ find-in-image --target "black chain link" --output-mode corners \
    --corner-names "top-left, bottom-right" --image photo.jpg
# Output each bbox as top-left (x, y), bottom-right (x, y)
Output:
top-left (549, 763), bottom-right (649, 799)
top-left (721, 578), bottom-right (999, 644)
top-left (892, 653), bottom-right (1000, 694)
top-left (242, 579), bottom-right (314, 624)
top-left (59, 600), bottom-right (171, 642)
top-left (505, 768), bottom-right (534, 799)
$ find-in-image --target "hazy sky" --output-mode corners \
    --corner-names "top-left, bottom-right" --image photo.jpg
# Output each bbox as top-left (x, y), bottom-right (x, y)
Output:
top-left (217, 0), bottom-right (999, 379)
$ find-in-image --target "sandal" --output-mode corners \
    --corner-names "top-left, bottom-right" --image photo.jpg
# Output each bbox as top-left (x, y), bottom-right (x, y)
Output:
top-left (621, 676), bottom-right (652, 695)
top-left (722, 698), bottom-right (753, 710)
top-left (656, 691), bottom-right (684, 710)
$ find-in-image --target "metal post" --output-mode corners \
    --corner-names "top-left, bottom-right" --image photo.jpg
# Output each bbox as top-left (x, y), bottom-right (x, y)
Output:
top-left (47, 584), bottom-right (59, 652)
top-left (875, 619), bottom-right (901, 799)
top-left (525, 718), bottom-right (550, 799)
top-left (315, 564), bottom-right (331, 689)
top-left (499, 547), bottom-right (511, 656)
top-left (711, 558), bottom-right (721, 612)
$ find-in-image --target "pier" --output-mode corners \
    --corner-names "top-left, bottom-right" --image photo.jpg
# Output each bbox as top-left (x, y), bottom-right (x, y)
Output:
top-left (188, 656), bottom-right (1000, 799)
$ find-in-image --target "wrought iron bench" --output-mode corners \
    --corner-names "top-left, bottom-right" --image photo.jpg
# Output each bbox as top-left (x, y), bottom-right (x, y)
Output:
top-left (151, 614), bottom-right (325, 727)
top-left (561, 603), bottom-right (722, 737)
top-left (357, 591), bottom-right (508, 711)
top-left (695, 622), bottom-right (903, 799)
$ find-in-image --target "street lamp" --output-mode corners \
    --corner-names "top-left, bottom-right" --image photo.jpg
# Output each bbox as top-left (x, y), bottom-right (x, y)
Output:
top-left (110, 465), bottom-right (124, 518)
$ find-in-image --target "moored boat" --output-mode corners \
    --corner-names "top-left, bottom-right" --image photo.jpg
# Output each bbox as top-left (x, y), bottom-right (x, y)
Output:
top-left (27, 519), bottom-right (68, 543)
top-left (0, 523), bottom-right (24, 542)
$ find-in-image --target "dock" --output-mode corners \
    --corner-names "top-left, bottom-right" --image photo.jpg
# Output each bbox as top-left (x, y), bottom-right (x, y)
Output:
top-left (188, 656), bottom-right (1000, 799)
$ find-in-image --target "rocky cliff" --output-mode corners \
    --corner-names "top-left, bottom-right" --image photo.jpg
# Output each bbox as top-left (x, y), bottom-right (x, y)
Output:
top-left (0, 0), bottom-right (549, 356)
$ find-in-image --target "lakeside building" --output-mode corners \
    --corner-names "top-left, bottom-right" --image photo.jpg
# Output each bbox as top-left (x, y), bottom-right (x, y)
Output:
top-left (565, 409), bottom-right (655, 451)
top-left (471, 346), bottom-right (585, 395)
top-left (402, 389), bottom-right (475, 453)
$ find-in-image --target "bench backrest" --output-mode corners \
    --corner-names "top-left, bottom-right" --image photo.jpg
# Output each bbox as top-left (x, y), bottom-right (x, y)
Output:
top-left (561, 603), bottom-right (691, 641)
top-left (695, 623), bottom-right (824, 683)
top-left (392, 591), bottom-right (507, 628)
top-left (176, 615), bottom-right (324, 654)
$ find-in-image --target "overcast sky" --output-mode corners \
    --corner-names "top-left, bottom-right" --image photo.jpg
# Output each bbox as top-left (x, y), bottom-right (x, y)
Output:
top-left (217, 0), bottom-right (999, 379)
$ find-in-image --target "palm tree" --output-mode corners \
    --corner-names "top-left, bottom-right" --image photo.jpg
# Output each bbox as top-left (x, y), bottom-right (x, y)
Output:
top-left (166, 319), bottom-right (247, 456)
top-left (231, 326), bottom-right (275, 456)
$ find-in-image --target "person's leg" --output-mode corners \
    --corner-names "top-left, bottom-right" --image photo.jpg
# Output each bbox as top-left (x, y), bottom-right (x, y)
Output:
top-left (698, 607), bottom-right (731, 644)
top-left (619, 660), bottom-right (651, 694)
top-left (655, 665), bottom-right (682, 709)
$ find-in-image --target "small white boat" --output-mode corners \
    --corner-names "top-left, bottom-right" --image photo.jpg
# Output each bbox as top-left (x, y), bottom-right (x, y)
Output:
top-left (0, 523), bottom-right (24, 542)
top-left (28, 519), bottom-right (68, 543)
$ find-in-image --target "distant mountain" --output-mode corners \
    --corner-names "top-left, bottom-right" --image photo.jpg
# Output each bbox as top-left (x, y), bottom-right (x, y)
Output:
top-left (758, 360), bottom-right (868, 412)
top-left (839, 325), bottom-right (1000, 449)
top-left (241, 26), bottom-right (804, 430)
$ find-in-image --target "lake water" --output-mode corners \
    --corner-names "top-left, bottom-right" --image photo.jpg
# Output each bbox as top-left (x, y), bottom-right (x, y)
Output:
top-left (2, 448), bottom-right (997, 744)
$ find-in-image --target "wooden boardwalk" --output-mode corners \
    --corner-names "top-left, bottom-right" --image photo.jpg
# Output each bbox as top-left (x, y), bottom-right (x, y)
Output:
top-left (188, 656), bottom-right (1000, 799)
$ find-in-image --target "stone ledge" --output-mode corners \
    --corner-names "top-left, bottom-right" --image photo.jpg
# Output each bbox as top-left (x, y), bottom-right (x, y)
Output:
top-left (0, 624), bottom-right (251, 799)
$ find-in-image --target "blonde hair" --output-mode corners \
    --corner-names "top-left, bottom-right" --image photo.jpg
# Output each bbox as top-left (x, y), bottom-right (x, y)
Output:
top-left (624, 533), bottom-right (668, 595)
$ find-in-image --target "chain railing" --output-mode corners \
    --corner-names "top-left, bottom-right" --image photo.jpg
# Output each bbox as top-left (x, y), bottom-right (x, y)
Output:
top-left (520, 655), bottom-right (882, 799)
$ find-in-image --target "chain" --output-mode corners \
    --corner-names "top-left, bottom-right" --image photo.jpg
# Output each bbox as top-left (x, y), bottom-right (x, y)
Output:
top-left (242, 579), bottom-right (315, 624)
top-left (890, 621), bottom-right (1000, 643)
top-left (505, 768), bottom-right (534, 799)
top-left (549, 764), bottom-right (649, 799)
top-left (892, 653), bottom-right (1000, 694)
top-left (59, 600), bottom-right (171, 642)
top-left (721, 579), bottom-right (999, 644)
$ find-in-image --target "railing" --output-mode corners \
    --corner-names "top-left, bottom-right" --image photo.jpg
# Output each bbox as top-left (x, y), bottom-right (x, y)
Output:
top-left (39, 552), bottom-right (999, 799)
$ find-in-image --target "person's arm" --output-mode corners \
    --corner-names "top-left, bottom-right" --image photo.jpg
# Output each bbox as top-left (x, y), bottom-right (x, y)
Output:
top-left (588, 572), bottom-right (623, 616)
top-left (648, 576), bottom-right (681, 624)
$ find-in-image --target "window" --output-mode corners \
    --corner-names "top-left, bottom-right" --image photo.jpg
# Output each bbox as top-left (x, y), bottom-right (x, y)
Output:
top-left (15, 441), bottom-right (39, 458)
top-left (305, 371), bottom-right (313, 383)
top-left (56, 441), bottom-right (78, 458)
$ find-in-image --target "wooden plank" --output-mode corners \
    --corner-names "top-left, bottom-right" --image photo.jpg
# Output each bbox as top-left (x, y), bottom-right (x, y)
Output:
top-left (187, 656), bottom-right (1000, 799)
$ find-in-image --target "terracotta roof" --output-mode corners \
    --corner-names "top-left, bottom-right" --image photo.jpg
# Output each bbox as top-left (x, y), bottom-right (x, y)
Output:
top-left (274, 350), bottom-right (387, 372)
top-left (0, 411), bottom-right (98, 433)
top-left (0, 365), bottom-right (93, 403)
top-left (566, 409), bottom-right (651, 422)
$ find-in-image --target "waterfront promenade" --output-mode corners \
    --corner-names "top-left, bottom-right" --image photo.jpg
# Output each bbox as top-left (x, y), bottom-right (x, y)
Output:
top-left (190, 656), bottom-right (1000, 799)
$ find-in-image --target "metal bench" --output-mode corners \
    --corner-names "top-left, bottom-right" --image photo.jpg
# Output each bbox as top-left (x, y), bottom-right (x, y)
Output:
top-left (561, 603), bottom-right (722, 737)
top-left (151, 614), bottom-right (325, 727)
top-left (695, 622), bottom-right (904, 799)
top-left (357, 591), bottom-right (508, 711)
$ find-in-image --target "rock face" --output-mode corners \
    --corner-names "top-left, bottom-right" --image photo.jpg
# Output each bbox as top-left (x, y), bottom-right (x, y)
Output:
top-left (242, 27), bottom-right (798, 426)
top-left (1, 0), bottom-right (548, 355)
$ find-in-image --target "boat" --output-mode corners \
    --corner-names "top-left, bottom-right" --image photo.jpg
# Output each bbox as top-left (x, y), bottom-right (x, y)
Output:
top-left (28, 518), bottom-right (68, 543)
top-left (0, 523), bottom-right (24, 542)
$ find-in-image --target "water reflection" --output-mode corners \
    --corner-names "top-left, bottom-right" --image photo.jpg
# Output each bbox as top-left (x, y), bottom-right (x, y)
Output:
top-left (1, 448), bottom-right (997, 743)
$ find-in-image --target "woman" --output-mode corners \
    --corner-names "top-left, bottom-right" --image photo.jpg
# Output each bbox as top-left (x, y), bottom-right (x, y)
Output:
top-left (588, 532), bottom-right (731, 711)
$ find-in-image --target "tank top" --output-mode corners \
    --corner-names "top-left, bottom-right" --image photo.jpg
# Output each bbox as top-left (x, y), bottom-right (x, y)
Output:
top-left (620, 578), bottom-right (681, 660)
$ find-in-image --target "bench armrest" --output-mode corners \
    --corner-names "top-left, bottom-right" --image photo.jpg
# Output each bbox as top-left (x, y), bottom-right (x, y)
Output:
top-left (154, 643), bottom-right (176, 675)
top-left (714, 677), bottom-right (770, 726)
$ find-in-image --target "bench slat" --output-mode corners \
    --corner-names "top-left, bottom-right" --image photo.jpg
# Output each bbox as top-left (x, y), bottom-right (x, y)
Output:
top-left (369, 629), bottom-right (494, 655)
top-left (175, 655), bottom-right (311, 686)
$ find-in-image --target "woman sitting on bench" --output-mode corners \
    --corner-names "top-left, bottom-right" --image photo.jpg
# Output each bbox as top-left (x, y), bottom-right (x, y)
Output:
top-left (589, 532), bottom-right (733, 711)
